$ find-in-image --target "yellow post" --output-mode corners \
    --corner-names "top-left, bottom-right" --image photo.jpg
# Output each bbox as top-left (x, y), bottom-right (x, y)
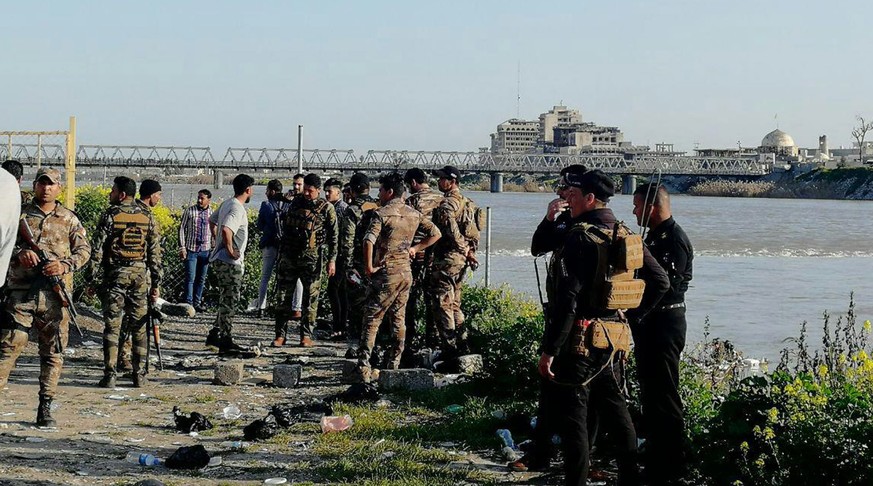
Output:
top-left (65, 116), bottom-right (77, 210)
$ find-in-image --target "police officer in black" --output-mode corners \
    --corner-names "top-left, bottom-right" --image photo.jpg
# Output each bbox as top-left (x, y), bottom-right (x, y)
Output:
top-left (631, 183), bottom-right (694, 485)
top-left (536, 170), bottom-right (669, 486)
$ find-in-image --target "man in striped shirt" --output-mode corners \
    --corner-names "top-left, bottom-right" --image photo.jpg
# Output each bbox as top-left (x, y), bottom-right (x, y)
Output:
top-left (179, 189), bottom-right (214, 311)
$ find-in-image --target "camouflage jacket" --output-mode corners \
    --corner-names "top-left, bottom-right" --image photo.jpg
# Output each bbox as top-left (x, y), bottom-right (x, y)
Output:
top-left (405, 187), bottom-right (443, 246)
top-left (7, 201), bottom-right (91, 291)
top-left (339, 194), bottom-right (377, 270)
top-left (431, 187), bottom-right (469, 262)
top-left (279, 195), bottom-right (338, 263)
top-left (89, 197), bottom-right (162, 288)
top-left (363, 198), bottom-right (440, 272)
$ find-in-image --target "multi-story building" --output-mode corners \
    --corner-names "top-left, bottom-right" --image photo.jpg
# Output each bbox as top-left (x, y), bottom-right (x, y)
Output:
top-left (538, 105), bottom-right (583, 146)
top-left (489, 118), bottom-right (538, 154)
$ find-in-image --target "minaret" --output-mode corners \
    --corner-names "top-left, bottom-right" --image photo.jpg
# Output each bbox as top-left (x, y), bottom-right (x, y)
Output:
top-left (819, 135), bottom-right (830, 160)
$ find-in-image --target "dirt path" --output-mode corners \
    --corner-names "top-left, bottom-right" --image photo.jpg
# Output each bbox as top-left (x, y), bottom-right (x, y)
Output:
top-left (0, 309), bottom-right (546, 485)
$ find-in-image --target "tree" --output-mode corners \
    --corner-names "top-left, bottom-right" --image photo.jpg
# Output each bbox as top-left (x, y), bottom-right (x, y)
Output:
top-left (851, 115), bottom-right (873, 165)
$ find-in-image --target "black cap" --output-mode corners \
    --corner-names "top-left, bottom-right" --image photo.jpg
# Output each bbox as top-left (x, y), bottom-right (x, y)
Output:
top-left (324, 177), bottom-right (342, 189)
top-left (139, 179), bottom-right (162, 198)
top-left (565, 169), bottom-right (615, 201)
top-left (434, 165), bottom-right (460, 180)
top-left (349, 172), bottom-right (370, 193)
top-left (560, 164), bottom-right (587, 177)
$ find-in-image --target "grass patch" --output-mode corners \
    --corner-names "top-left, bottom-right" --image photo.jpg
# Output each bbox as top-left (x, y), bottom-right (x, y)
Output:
top-left (193, 394), bottom-right (217, 403)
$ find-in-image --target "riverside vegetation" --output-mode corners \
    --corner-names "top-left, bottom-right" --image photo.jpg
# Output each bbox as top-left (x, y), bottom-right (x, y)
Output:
top-left (62, 186), bottom-right (873, 484)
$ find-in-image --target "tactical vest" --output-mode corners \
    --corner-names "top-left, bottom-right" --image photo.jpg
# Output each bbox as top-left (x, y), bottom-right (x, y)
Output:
top-left (283, 199), bottom-right (328, 252)
top-left (110, 210), bottom-right (151, 261)
top-left (350, 198), bottom-right (379, 268)
top-left (559, 221), bottom-right (646, 311)
top-left (456, 195), bottom-right (485, 243)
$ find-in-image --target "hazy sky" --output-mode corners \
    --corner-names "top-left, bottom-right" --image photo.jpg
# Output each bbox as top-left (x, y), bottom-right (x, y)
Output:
top-left (2, 1), bottom-right (870, 154)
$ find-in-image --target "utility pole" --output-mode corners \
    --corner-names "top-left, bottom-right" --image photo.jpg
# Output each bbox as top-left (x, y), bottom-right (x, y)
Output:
top-left (297, 124), bottom-right (303, 174)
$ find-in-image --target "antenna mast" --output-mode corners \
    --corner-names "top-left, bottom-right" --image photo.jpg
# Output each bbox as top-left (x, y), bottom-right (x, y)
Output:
top-left (516, 61), bottom-right (520, 117)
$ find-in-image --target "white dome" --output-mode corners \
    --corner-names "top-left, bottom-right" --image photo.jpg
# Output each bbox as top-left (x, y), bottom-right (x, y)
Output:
top-left (761, 129), bottom-right (796, 148)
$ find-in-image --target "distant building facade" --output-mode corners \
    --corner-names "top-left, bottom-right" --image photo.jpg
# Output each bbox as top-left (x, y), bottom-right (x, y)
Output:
top-left (489, 118), bottom-right (538, 154)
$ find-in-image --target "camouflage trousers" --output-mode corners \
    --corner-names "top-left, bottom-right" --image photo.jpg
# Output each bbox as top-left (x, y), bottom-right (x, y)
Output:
top-left (101, 267), bottom-right (149, 376)
top-left (275, 253), bottom-right (323, 339)
top-left (0, 289), bottom-right (70, 399)
top-left (405, 258), bottom-right (437, 351)
top-left (345, 268), bottom-right (371, 344)
top-left (211, 261), bottom-right (244, 338)
top-left (358, 268), bottom-right (413, 370)
top-left (427, 258), bottom-right (468, 357)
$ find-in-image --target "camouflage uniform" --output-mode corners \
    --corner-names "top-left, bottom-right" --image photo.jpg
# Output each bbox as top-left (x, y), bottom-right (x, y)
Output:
top-left (116, 199), bottom-right (156, 370)
top-left (339, 194), bottom-right (378, 340)
top-left (427, 187), bottom-right (477, 358)
top-left (0, 201), bottom-right (91, 400)
top-left (275, 195), bottom-right (337, 340)
top-left (357, 199), bottom-right (440, 371)
top-left (404, 187), bottom-right (444, 350)
top-left (90, 198), bottom-right (162, 382)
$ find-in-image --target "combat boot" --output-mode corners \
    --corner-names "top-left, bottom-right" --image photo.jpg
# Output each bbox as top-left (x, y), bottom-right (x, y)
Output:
top-left (36, 397), bottom-right (56, 428)
top-left (97, 372), bottom-right (116, 388)
top-left (205, 328), bottom-right (222, 350)
top-left (132, 373), bottom-right (148, 388)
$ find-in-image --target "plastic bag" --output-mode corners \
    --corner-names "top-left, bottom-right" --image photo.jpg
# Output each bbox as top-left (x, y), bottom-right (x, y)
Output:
top-left (165, 444), bottom-right (210, 470)
top-left (243, 414), bottom-right (280, 441)
top-left (173, 406), bottom-right (213, 433)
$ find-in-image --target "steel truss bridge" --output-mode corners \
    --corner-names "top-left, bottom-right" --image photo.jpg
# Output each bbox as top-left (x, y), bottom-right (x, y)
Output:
top-left (1, 144), bottom-right (771, 176)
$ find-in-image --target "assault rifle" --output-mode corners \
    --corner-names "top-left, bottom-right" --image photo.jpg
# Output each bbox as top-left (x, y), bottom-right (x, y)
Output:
top-left (18, 218), bottom-right (84, 353)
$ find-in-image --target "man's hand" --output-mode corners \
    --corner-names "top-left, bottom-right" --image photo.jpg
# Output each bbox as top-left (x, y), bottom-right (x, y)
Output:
top-left (365, 264), bottom-right (382, 277)
top-left (42, 260), bottom-right (65, 277)
top-left (538, 353), bottom-right (555, 380)
top-left (408, 245), bottom-right (420, 259)
top-left (327, 261), bottom-right (336, 277)
top-left (546, 198), bottom-right (568, 222)
top-left (18, 250), bottom-right (40, 269)
top-left (228, 247), bottom-right (240, 260)
top-left (150, 287), bottom-right (160, 303)
top-left (179, 248), bottom-right (187, 260)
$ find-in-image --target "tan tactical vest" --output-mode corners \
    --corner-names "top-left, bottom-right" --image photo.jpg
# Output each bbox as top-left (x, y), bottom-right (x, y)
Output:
top-left (568, 221), bottom-right (645, 311)
top-left (284, 199), bottom-right (329, 251)
top-left (110, 210), bottom-right (151, 261)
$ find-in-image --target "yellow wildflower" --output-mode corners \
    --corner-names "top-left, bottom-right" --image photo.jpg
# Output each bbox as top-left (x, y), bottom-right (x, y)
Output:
top-left (817, 364), bottom-right (828, 378)
top-left (740, 441), bottom-right (750, 454)
top-left (767, 408), bottom-right (779, 424)
top-left (864, 320), bottom-right (872, 332)
top-left (762, 427), bottom-right (776, 441)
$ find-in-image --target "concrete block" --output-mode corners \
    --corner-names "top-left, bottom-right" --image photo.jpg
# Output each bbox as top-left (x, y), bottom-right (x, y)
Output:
top-left (457, 354), bottom-right (484, 374)
top-left (273, 364), bottom-right (302, 388)
top-left (378, 369), bottom-right (435, 391)
top-left (213, 360), bottom-right (244, 385)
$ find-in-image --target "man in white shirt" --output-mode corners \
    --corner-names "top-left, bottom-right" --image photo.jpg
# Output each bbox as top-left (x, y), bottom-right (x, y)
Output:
top-left (0, 167), bottom-right (21, 284)
top-left (205, 174), bottom-right (254, 355)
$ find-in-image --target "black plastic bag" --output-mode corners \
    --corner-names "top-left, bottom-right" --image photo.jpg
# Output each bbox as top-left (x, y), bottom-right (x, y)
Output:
top-left (243, 413), bottom-right (280, 441)
top-left (270, 400), bottom-right (334, 427)
top-left (173, 406), bottom-right (213, 433)
top-left (330, 383), bottom-right (380, 404)
top-left (165, 444), bottom-right (210, 470)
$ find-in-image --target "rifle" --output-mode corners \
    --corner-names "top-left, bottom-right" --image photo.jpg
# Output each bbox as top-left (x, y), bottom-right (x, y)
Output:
top-left (18, 218), bottom-right (84, 352)
top-left (145, 302), bottom-right (164, 373)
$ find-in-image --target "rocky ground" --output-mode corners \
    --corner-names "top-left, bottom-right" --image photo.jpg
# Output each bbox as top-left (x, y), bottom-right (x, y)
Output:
top-left (0, 308), bottom-right (556, 486)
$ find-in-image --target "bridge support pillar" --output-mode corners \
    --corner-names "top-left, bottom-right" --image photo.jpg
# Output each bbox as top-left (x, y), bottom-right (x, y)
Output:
top-left (490, 172), bottom-right (504, 193)
top-left (621, 174), bottom-right (636, 195)
top-left (213, 170), bottom-right (223, 189)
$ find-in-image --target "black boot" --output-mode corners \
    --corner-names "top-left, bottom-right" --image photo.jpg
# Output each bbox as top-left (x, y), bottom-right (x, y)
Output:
top-left (97, 372), bottom-right (116, 388)
top-left (205, 328), bottom-right (222, 349)
top-left (36, 397), bottom-right (56, 428)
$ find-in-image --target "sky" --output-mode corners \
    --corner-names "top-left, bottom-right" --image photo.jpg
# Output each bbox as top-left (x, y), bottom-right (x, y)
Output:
top-left (2, 0), bottom-right (871, 154)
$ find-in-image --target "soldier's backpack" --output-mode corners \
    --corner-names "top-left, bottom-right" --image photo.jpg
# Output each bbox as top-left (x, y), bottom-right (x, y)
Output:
top-left (572, 221), bottom-right (645, 311)
top-left (284, 199), bottom-right (329, 251)
top-left (110, 210), bottom-right (151, 261)
top-left (457, 196), bottom-right (486, 243)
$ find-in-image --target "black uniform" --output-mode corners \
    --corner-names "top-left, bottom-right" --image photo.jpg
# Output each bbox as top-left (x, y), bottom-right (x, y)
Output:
top-left (632, 216), bottom-right (693, 484)
top-left (540, 208), bottom-right (669, 486)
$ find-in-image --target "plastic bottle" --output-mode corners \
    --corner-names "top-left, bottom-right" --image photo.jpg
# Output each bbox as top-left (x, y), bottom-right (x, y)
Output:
top-left (320, 414), bottom-right (354, 433)
top-left (495, 429), bottom-right (515, 449)
top-left (220, 440), bottom-right (248, 450)
top-left (125, 452), bottom-right (161, 466)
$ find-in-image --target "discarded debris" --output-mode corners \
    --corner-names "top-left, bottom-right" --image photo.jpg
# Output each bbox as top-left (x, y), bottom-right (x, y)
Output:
top-left (222, 405), bottom-right (242, 420)
top-left (243, 414), bottom-right (280, 441)
top-left (320, 414), bottom-right (354, 433)
top-left (165, 444), bottom-right (211, 470)
top-left (172, 406), bottom-right (214, 433)
top-left (269, 401), bottom-right (333, 427)
top-left (328, 383), bottom-right (380, 404)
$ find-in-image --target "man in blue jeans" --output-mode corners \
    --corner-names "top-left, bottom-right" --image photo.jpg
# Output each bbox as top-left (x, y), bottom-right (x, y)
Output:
top-left (179, 189), bottom-right (214, 311)
top-left (252, 179), bottom-right (287, 316)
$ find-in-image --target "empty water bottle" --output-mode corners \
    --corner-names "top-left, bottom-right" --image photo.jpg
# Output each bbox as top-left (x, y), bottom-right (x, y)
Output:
top-left (220, 440), bottom-right (248, 450)
top-left (496, 429), bottom-right (516, 449)
top-left (125, 451), bottom-right (161, 466)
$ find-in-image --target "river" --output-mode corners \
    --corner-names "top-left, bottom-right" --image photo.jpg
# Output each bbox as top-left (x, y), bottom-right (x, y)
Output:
top-left (160, 183), bottom-right (873, 361)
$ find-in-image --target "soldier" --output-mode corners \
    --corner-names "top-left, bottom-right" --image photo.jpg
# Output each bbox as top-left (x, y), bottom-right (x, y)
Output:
top-left (2, 159), bottom-right (31, 205)
top-left (533, 170), bottom-right (669, 486)
top-left (356, 173), bottom-right (440, 379)
top-left (90, 176), bottom-right (161, 388)
top-left (632, 183), bottom-right (694, 485)
top-left (324, 177), bottom-right (349, 339)
top-left (205, 174), bottom-right (254, 355)
top-left (339, 172), bottom-right (378, 345)
top-left (273, 173), bottom-right (338, 347)
top-left (0, 168), bottom-right (90, 427)
top-left (117, 178), bottom-right (163, 373)
top-left (403, 167), bottom-right (444, 353)
top-left (427, 165), bottom-right (480, 363)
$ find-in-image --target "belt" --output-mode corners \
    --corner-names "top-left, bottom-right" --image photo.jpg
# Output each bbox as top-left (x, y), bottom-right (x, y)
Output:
top-left (655, 302), bottom-right (685, 312)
